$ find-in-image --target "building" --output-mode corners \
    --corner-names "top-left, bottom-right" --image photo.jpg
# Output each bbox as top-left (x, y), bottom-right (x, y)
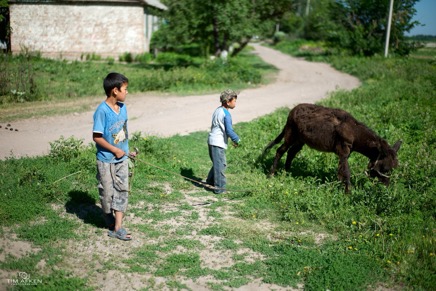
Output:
top-left (7, 0), bottom-right (166, 59)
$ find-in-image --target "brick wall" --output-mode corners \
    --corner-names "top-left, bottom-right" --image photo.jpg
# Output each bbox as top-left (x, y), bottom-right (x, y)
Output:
top-left (10, 3), bottom-right (147, 60)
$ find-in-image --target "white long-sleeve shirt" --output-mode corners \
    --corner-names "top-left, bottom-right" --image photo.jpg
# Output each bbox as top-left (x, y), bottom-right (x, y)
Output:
top-left (208, 106), bottom-right (240, 149)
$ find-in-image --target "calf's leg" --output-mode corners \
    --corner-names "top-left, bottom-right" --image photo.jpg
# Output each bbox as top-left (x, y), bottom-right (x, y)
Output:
top-left (270, 142), bottom-right (292, 176)
top-left (284, 142), bottom-right (304, 171)
top-left (335, 143), bottom-right (352, 193)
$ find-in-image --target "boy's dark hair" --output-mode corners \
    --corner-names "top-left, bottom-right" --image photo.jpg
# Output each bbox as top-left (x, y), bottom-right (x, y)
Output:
top-left (103, 72), bottom-right (129, 97)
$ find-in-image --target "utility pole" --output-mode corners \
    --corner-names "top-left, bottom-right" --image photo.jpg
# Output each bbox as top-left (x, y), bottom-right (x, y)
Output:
top-left (384, 0), bottom-right (394, 57)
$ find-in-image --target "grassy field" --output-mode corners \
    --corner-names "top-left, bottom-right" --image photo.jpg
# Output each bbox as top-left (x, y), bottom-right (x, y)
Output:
top-left (0, 43), bottom-right (435, 290)
top-left (0, 47), bottom-right (276, 122)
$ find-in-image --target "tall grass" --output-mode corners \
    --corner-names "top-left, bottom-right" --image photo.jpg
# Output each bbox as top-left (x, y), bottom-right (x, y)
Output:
top-left (253, 41), bottom-right (436, 289)
top-left (0, 43), bottom-right (434, 289)
top-left (0, 47), bottom-right (275, 104)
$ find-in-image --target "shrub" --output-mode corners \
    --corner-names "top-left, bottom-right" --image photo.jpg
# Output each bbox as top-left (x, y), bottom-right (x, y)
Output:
top-left (49, 136), bottom-right (84, 162)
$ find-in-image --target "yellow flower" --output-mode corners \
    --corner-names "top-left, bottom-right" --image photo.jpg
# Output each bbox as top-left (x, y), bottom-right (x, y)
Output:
top-left (352, 220), bottom-right (357, 225)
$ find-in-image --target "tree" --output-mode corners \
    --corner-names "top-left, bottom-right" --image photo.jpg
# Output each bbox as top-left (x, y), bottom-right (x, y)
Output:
top-left (156, 0), bottom-right (293, 57)
top-left (328, 0), bottom-right (420, 56)
top-left (0, 0), bottom-right (9, 51)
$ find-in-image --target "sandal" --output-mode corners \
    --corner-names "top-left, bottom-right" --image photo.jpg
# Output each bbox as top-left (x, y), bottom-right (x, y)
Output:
top-left (108, 228), bottom-right (132, 241)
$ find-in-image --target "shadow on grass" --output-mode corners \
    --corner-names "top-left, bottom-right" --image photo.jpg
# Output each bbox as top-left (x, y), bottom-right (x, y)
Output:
top-left (257, 155), bottom-right (337, 184)
top-left (180, 167), bottom-right (208, 189)
top-left (65, 190), bottom-right (106, 229)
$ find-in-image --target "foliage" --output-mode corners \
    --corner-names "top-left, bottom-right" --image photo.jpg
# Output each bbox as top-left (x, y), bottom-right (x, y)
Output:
top-left (119, 52), bottom-right (133, 63)
top-left (0, 46), bottom-right (273, 107)
top-left (408, 34), bottom-right (436, 42)
top-left (0, 0), bottom-right (9, 48)
top-left (328, 0), bottom-right (420, 56)
top-left (295, 0), bottom-right (338, 41)
top-left (263, 40), bottom-right (435, 289)
top-left (273, 39), bottom-right (333, 58)
top-left (49, 136), bottom-right (84, 162)
top-left (278, 0), bottom-right (421, 56)
top-left (158, 0), bottom-right (293, 57)
top-left (0, 52), bottom-right (39, 103)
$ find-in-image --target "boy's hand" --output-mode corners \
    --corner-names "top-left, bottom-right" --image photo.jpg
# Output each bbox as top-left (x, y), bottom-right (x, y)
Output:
top-left (233, 139), bottom-right (241, 147)
top-left (129, 147), bottom-right (139, 158)
top-left (114, 148), bottom-right (126, 159)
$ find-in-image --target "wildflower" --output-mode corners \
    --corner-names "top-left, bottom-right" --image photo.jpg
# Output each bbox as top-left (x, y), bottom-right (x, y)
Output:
top-left (352, 220), bottom-right (357, 225)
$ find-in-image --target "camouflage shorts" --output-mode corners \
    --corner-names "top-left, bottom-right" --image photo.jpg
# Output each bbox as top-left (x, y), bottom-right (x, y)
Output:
top-left (96, 159), bottom-right (129, 213)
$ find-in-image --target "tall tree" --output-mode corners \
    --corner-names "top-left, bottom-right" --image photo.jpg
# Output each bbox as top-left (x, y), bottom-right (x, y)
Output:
top-left (156, 0), bottom-right (293, 57)
top-left (329, 0), bottom-right (420, 56)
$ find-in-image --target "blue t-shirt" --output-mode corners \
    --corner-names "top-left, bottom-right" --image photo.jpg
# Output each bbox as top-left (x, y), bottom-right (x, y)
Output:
top-left (93, 101), bottom-right (129, 163)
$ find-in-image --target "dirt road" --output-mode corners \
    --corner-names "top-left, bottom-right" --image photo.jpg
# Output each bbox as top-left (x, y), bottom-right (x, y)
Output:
top-left (0, 43), bottom-right (360, 159)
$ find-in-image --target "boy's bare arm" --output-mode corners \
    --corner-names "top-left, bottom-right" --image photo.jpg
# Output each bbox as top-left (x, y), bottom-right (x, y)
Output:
top-left (93, 132), bottom-right (126, 159)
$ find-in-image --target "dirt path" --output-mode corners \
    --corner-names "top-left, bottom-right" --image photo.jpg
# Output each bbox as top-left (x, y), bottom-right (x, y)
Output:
top-left (0, 43), bottom-right (360, 159)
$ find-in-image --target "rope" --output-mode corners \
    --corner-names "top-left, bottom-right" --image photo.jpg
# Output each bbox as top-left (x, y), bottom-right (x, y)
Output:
top-left (128, 154), bottom-right (252, 193)
top-left (129, 154), bottom-right (220, 191)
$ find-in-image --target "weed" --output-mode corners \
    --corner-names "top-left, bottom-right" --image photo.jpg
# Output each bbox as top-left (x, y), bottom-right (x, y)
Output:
top-left (49, 136), bottom-right (84, 162)
top-left (0, 46), bottom-right (274, 108)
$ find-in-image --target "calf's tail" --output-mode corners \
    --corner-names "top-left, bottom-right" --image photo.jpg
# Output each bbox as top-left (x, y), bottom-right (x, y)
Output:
top-left (261, 129), bottom-right (285, 159)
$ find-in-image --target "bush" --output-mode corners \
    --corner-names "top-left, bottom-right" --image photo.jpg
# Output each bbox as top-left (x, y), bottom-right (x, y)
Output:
top-left (49, 136), bottom-right (84, 162)
top-left (119, 52), bottom-right (133, 63)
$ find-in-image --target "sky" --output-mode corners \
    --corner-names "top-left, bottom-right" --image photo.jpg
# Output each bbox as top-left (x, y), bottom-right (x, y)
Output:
top-left (407, 0), bottom-right (436, 36)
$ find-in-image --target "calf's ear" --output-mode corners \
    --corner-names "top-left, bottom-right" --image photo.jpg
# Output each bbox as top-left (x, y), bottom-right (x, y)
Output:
top-left (392, 140), bottom-right (402, 153)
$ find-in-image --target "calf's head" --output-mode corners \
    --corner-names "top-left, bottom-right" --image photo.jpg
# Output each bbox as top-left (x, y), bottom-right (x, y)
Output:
top-left (368, 140), bottom-right (402, 185)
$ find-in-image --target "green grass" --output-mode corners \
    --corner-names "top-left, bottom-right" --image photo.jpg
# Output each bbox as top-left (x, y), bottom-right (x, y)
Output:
top-left (0, 42), bottom-right (435, 290)
top-left (409, 43), bottom-right (436, 59)
top-left (0, 47), bottom-right (276, 104)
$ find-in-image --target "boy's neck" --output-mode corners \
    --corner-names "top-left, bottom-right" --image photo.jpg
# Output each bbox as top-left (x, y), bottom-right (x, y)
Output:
top-left (106, 96), bottom-right (118, 106)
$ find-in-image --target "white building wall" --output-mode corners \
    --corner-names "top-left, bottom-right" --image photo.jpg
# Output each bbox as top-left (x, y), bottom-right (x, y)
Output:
top-left (10, 3), bottom-right (146, 59)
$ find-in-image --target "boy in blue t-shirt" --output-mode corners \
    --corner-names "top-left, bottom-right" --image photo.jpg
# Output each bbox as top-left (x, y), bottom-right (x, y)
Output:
top-left (206, 89), bottom-right (241, 194)
top-left (93, 72), bottom-right (132, 241)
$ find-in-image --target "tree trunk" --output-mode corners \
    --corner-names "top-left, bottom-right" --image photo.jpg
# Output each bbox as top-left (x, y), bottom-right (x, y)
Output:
top-left (231, 39), bottom-right (250, 57)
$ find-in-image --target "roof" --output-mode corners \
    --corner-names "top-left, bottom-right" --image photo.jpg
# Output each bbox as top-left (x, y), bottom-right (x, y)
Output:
top-left (144, 0), bottom-right (166, 10)
top-left (8, 0), bottom-right (167, 10)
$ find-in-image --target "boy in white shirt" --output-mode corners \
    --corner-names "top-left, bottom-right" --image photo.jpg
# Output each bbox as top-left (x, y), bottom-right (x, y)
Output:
top-left (206, 89), bottom-right (241, 194)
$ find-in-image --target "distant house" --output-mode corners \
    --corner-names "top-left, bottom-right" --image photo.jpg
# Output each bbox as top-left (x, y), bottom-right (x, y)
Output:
top-left (7, 0), bottom-right (167, 59)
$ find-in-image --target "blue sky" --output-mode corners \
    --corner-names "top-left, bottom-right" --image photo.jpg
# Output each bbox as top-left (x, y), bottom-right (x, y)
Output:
top-left (408, 0), bottom-right (436, 35)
